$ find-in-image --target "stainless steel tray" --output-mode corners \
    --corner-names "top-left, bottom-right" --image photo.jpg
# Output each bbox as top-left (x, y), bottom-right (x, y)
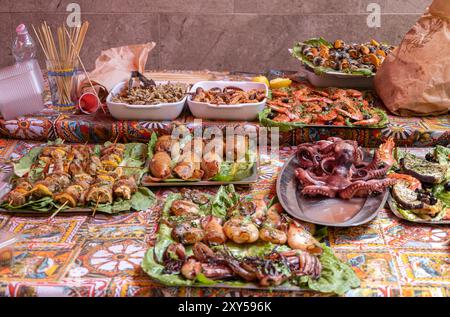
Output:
top-left (141, 164), bottom-right (258, 187)
top-left (276, 154), bottom-right (388, 227)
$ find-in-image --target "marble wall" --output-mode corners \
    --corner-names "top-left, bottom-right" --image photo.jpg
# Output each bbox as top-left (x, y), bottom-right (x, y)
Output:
top-left (0, 0), bottom-right (431, 72)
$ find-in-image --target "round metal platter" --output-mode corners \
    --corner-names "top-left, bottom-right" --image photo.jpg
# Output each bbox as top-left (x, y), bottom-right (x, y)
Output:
top-left (276, 155), bottom-right (389, 227)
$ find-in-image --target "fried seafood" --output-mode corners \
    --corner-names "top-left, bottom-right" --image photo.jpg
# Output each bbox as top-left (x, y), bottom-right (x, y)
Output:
top-left (149, 151), bottom-right (172, 180)
top-left (54, 184), bottom-right (86, 208)
top-left (86, 179), bottom-right (114, 204)
top-left (192, 86), bottom-right (266, 105)
top-left (113, 176), bottom-right (138, 200)
top-left (112, 82), bottom-right (187, 105)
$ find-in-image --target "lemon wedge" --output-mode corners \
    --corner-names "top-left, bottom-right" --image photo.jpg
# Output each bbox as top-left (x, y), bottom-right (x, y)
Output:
top-left (252, 76), bottom-right (270, 87)
top-left (269, 78), bottom-right (292, 89)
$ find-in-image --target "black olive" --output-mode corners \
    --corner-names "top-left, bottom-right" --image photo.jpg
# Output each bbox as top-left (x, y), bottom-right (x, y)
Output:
top-left (322, 106), bottom-right (330, 112)
top-left (425, 153), bottom-right (435, 162)
top-left (363, 114), bottom-right (371, 120)
top-left (422, 183), bottom-right (433, 189)
top-left (429, 197), bottom-right (438, 205)
top-left (282, 98), bottom-right (290, 103)
top-left (444, 182), bottom-right (450, 191)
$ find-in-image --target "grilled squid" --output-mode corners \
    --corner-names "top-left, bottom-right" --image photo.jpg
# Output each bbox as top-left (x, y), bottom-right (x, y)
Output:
top-left (223, 216), bottom-right (259, 244)
top-left (287, 221), bottom-right (323, 256)
top-left (202, 215), bottom-right (227, 245)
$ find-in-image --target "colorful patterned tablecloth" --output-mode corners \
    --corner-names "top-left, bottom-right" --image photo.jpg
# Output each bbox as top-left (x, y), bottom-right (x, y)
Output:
top-left (0, 71), bottom-right (448, 147)
top-left (0, 138), bottom-right (448, 297)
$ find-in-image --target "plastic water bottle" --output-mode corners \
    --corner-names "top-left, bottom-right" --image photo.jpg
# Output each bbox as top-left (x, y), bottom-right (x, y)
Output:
top-left (12, 24), bottom-right (36, 63)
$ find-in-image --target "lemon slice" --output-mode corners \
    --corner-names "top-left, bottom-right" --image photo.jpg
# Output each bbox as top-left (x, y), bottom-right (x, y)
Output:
top-left (269, 78), bottom-right (292, 89)
top-left (252, 75), bottom-right (270, 87)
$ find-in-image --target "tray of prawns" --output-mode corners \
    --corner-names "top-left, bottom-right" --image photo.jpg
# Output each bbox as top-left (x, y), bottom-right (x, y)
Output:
top-left (0, 139), bottom-right (156, 215)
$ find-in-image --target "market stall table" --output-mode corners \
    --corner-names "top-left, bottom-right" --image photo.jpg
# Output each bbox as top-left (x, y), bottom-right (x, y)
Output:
top-left (0, 138), bottom-right (448, 297)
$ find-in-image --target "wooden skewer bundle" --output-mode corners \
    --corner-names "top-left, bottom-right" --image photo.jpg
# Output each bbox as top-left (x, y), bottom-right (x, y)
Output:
top-left (32, 21), bottom-right (89, 110)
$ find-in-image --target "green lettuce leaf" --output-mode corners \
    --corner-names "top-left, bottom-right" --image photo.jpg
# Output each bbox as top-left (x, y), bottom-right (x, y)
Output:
top-left (121, 142), bottom-right (148, 180)
top-left (433, 184), bottom-right (450, 206)
top-left (434, 146), bottom-right (450, 179)
top-left (1, 196), bottom-right (54, 212)
top-left (147, 132), bottom-right (158, 160)
top-left (211, 185), bottom-right (239, 220)
top-left (154, 223), bottom-right (176, 263)
top-left (293, 245), bottom-right (360, 295)
top-left (131, 187), bottom-right (156, 211)
top-left (303, 37), bottom-right (333, 48)
top-left (13, 146), bottom-right (43, 177)
top-left (95, 186), bottom-right (156, 214)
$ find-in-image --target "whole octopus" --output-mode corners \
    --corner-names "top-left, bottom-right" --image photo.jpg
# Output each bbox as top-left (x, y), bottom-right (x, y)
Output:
top-left (295, 137), bottom-right (397, 199)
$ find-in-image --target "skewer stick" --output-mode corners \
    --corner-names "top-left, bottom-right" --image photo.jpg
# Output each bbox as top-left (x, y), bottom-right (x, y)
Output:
top-left (92, 198), bottom-right (100, 217)
top-left (49, 201), bottom-right (68, 221)
top-left (113, 135), bottom-right (120, 145)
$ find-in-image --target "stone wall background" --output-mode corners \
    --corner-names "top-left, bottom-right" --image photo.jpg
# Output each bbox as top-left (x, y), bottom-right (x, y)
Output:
top-left (0, 0), bottom-right (431, 72)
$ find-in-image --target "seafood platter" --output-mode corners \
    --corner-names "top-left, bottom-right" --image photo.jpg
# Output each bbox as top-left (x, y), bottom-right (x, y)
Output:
top-left (277, 137), bottom-right (395, 226)
top-left (290, 38), bottom-right (395, 88)
top-left (141, 128), bottom-right (257, 186)
top-left (259, 84), bottom-right (388, 130)
top-left (188, 81), bottom-right (268, 121)
top-left (0, 140), bottom-right (156, 214)
top-left (387, 145), bottom-right (450, 224)
top-left (141, 185), bottom-right (360, 294)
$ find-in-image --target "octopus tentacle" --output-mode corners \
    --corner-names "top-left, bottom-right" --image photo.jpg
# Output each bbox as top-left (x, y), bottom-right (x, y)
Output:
top-left (339, 179), bottom-right (396, 199)
top-left (295, 168), bottom-right (327, 186)
top-left (302, 185), bottom-right (336, 198)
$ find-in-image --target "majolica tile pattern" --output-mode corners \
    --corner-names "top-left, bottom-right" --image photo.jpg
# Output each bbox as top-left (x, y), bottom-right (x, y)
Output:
top-left (0, 141), bottom-right (448, 297)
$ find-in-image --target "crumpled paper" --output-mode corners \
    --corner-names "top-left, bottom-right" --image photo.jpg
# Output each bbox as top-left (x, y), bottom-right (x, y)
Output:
top-left (77, 42), bottom-right (156, 101)
top-left (374, 0), bottom-right (450, 116)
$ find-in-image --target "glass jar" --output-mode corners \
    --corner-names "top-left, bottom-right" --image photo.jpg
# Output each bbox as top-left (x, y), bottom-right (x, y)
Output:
top-left (46, 59), bottom-right (78, 113)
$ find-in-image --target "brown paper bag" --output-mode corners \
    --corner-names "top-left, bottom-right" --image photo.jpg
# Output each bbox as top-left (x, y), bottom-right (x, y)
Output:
top-left (374, 0), bottom-right (450, 116)
top-left (77, 42), bottom-right (156, 101)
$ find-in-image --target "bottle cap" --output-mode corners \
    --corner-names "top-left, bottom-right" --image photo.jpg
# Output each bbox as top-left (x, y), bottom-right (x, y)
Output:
top-left (16, 24), bottom-right (27, 34)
